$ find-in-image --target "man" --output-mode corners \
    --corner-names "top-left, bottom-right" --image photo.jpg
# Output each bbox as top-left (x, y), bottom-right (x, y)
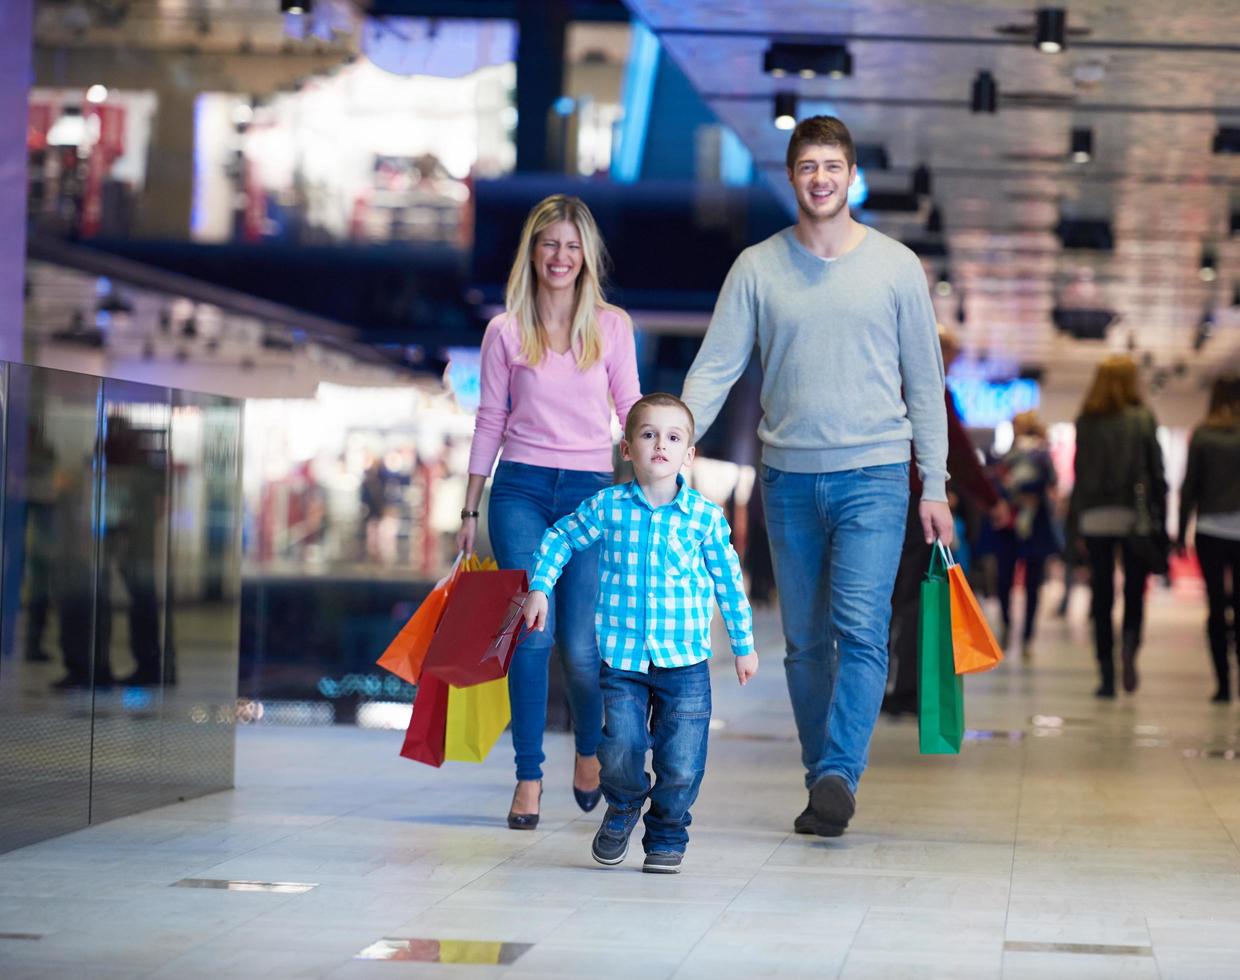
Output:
top-left (681, 116), bottom-right (950, 837)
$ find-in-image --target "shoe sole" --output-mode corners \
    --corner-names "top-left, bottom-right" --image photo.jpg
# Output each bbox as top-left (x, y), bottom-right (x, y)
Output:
top-left (794, 813), bottom-right (846, 837)
top-left (591, 841), bottom-right (628, 866)
top-left (642, 863), bottom-right (680, 874)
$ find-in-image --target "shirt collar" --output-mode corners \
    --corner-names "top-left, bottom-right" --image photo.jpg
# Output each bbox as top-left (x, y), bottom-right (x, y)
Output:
top-left (623, 475), bottom-right (691, 514)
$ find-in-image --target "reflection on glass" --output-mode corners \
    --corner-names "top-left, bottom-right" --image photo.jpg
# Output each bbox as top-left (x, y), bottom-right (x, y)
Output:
top-left (163, 391), bottom-right (242, 803)
top-left (0, 364), bottom-right (102, 852)
top-left (89, 379), bottom-right (170, 823)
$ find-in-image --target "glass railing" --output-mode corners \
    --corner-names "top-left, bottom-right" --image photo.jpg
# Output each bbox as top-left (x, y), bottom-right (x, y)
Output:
top-left (0, 361), bottom-right (243, 854)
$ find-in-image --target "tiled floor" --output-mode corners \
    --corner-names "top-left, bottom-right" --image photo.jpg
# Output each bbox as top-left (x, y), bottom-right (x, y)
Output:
top-left (2, 586), bottom-right (1239, 978)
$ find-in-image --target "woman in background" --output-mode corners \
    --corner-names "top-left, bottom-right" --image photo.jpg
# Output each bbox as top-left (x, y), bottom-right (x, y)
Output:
top-left (1178, 374), bottom-right (1240, 703)
top-left (994, 411), bottom-right (1059, 658)
top-left (1068, 356), bottom-right (1167, 698)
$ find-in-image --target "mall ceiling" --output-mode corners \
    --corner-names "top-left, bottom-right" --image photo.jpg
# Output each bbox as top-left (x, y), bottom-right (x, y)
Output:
top-left (622, 0), bottom-right (1240, 390)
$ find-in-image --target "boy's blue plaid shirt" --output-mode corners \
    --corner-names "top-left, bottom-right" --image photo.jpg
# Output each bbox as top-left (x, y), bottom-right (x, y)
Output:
top-left (530, 478), bottom-right (755, 672)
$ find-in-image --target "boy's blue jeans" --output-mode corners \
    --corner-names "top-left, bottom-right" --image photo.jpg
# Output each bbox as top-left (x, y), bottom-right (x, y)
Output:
top-left (489, 460), bottom-right (613, 782)
top-left (760, 462), bottom-right (909, 793)
top-left (598, 659), bottom-right (711, 856)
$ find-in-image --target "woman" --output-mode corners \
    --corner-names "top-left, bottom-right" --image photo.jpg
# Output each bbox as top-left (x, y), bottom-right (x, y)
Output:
top-left (994, 410), bottom-right (1059, 659)
top-left (1178, 375), bottom-right (1240, 703)
top-left (458, 195), bottom-right (640, 829)
top-left (1068, 355), bottom-right (1167, 698)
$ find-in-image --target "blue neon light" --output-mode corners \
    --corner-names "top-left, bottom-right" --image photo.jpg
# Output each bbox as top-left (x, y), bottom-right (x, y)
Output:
top-left (720, 127), bottom-right (753, 186)
top-left (848, 166), bottom-right (868, 207)
top-left (948, 378), bottom-right (1041, 428)
top-left (612, 19), bottom-right (659, 183)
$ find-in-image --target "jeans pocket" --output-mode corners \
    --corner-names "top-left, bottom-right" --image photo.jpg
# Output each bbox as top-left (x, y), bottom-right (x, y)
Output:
top-left (760, 464), bottom-right (783, 486)
top-left (859, 462), bottom-right (909, 483)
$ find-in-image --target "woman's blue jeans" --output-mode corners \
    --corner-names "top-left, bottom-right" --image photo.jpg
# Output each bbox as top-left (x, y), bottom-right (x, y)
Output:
top-left (488, 460), bottom-right (612, 781)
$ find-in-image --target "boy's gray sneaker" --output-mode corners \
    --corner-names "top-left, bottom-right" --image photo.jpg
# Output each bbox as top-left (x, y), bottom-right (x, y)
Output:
top-left (591, 806), bottom-right (640, 866)
top-left (642, 851), bottom-right (682, 874)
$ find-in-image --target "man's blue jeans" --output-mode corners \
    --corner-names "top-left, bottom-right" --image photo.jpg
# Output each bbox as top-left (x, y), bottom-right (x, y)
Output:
top-left (760, 462), bottom-right (910, 793)
top-left (489, 460), bottom-right (613, 782)
top-left (598, 660), bottom-right (711, 856)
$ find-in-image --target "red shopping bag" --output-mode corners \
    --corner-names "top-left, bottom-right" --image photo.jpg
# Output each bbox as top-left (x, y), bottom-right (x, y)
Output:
top-left (399, 672), bottom-right (449, 767)
top-left (376, 556), bottom-right (463, 685)
top-left (422, 569), bottom-right (529, 687)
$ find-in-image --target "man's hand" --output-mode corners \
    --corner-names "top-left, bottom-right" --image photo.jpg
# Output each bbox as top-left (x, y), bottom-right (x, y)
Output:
top-left (735, 652), bottom-right (759, 686)
top-left (989, 500), bottom-right (1012, 528)
top-left (919, 499), bottom-right (954, 545)
top-left (523, 591), bottom-right (549, 632)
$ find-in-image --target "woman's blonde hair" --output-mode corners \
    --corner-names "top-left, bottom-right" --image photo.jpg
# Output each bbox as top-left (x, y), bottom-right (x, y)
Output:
top-left (1080, 354), bottom-right (1143, 417)
top-left (505, 194), bottom-right (621, 371)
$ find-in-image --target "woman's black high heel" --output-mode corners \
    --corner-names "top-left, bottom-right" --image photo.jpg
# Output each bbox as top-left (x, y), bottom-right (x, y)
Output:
top-left (507, 780), bottom-right (542, 830)
top-left (572, 754), bottom-right (603, 813)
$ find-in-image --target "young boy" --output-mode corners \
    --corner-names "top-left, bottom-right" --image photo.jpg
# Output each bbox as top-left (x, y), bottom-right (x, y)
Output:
top-left (523, 393), bottom-right (758, 874)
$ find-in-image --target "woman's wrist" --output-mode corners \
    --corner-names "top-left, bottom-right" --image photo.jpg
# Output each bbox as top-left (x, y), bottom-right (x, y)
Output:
top-left (460, 509), bottom-right (480, 521)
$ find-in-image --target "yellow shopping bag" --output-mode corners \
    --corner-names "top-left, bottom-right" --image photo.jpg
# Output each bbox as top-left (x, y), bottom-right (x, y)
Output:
top-left (444, 675), bottom-right (510, 763)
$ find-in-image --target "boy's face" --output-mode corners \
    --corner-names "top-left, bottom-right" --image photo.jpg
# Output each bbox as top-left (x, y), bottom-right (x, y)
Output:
top-left (622, 404), bottom-right (695, 481)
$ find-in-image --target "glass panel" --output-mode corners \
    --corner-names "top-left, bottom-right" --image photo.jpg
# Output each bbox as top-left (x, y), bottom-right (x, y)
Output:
top-left (161, 390), bottom-right (242, 803)
top-left (88, 378), bottom-right (170, 824)
top-left (0, 364), bottom-right (102, 852)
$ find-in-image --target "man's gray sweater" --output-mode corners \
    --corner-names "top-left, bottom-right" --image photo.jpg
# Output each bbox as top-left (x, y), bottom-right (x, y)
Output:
top-left (682, 225), bottom-right (949, 502)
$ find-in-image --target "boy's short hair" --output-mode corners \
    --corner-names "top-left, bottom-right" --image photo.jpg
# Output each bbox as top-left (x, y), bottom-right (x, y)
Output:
top-left (624, 393), bottom-right (696, 444)
top-left (785, 115), bottom-right (856, 172)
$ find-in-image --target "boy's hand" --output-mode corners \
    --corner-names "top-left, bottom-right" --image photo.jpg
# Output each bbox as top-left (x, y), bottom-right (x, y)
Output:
top-left (735, 652), bottom-right (759, 686)
top-left (523, 591), bottom-right (549, 632)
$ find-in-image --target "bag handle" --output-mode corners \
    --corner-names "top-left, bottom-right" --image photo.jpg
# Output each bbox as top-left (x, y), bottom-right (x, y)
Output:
top-left (929, 537), bottom-right (956, 573)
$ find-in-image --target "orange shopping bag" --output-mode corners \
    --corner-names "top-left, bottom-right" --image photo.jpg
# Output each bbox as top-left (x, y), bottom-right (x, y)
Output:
top-left (942, 543), bottom-right (1004, 675)
top-left (376, 553), bottom-right (464, 686)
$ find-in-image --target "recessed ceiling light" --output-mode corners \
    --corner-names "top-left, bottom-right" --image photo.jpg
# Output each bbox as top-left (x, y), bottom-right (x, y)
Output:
top-left (1035, 8), bottom-right (1067, 53)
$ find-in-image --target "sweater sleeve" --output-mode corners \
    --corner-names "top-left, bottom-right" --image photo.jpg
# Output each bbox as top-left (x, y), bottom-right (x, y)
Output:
top-left (467, 318), bottom-right (512, 477)
top-left (897, 258), bottom-right (949, 502)
top-left (605, 311), bottom-right (642, 433)
top-left (681, 252), bottom-right (757, 442)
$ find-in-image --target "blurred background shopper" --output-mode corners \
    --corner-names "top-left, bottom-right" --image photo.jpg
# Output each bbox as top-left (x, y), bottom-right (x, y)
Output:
top-left (993, 410), bottom-right (1059, 659)
top-left (1069, 355), bottom-right (1168, 699)
top-left (1178, 374), bottom-right (1240, 703)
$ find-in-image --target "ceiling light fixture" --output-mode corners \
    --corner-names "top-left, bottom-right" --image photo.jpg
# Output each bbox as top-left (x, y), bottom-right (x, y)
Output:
top-left (763, 42), bottom-right (853, 80)
top-left (1199, 248), bottom-right (1217, 282)
top-left (1213, 127), bottom-right (1240, 154)
top-left (86, 84), bottom-right (108, 104)
top-left (1070, 127), bottom-right (1092, 163)
top-left (773, 91), bottom-right (797, 130)
top-left (971, 71), bottom-right (998, 113)
top-left (280, 0), bottom-right (310, 13)
top-left (936, 270), bottom-right (953, 297)
top-left (1035, 8), bottom-right (1067, 53)
top-left (911, 163), bottom-right (932, 197)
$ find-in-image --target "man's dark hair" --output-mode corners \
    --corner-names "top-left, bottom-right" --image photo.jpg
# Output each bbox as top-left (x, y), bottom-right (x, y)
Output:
top-left (785, 115), bottom-right (856, 171)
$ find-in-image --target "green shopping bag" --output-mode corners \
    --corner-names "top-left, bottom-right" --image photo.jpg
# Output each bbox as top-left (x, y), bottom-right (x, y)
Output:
top-left (918, 542), bottom-right (964, 754)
